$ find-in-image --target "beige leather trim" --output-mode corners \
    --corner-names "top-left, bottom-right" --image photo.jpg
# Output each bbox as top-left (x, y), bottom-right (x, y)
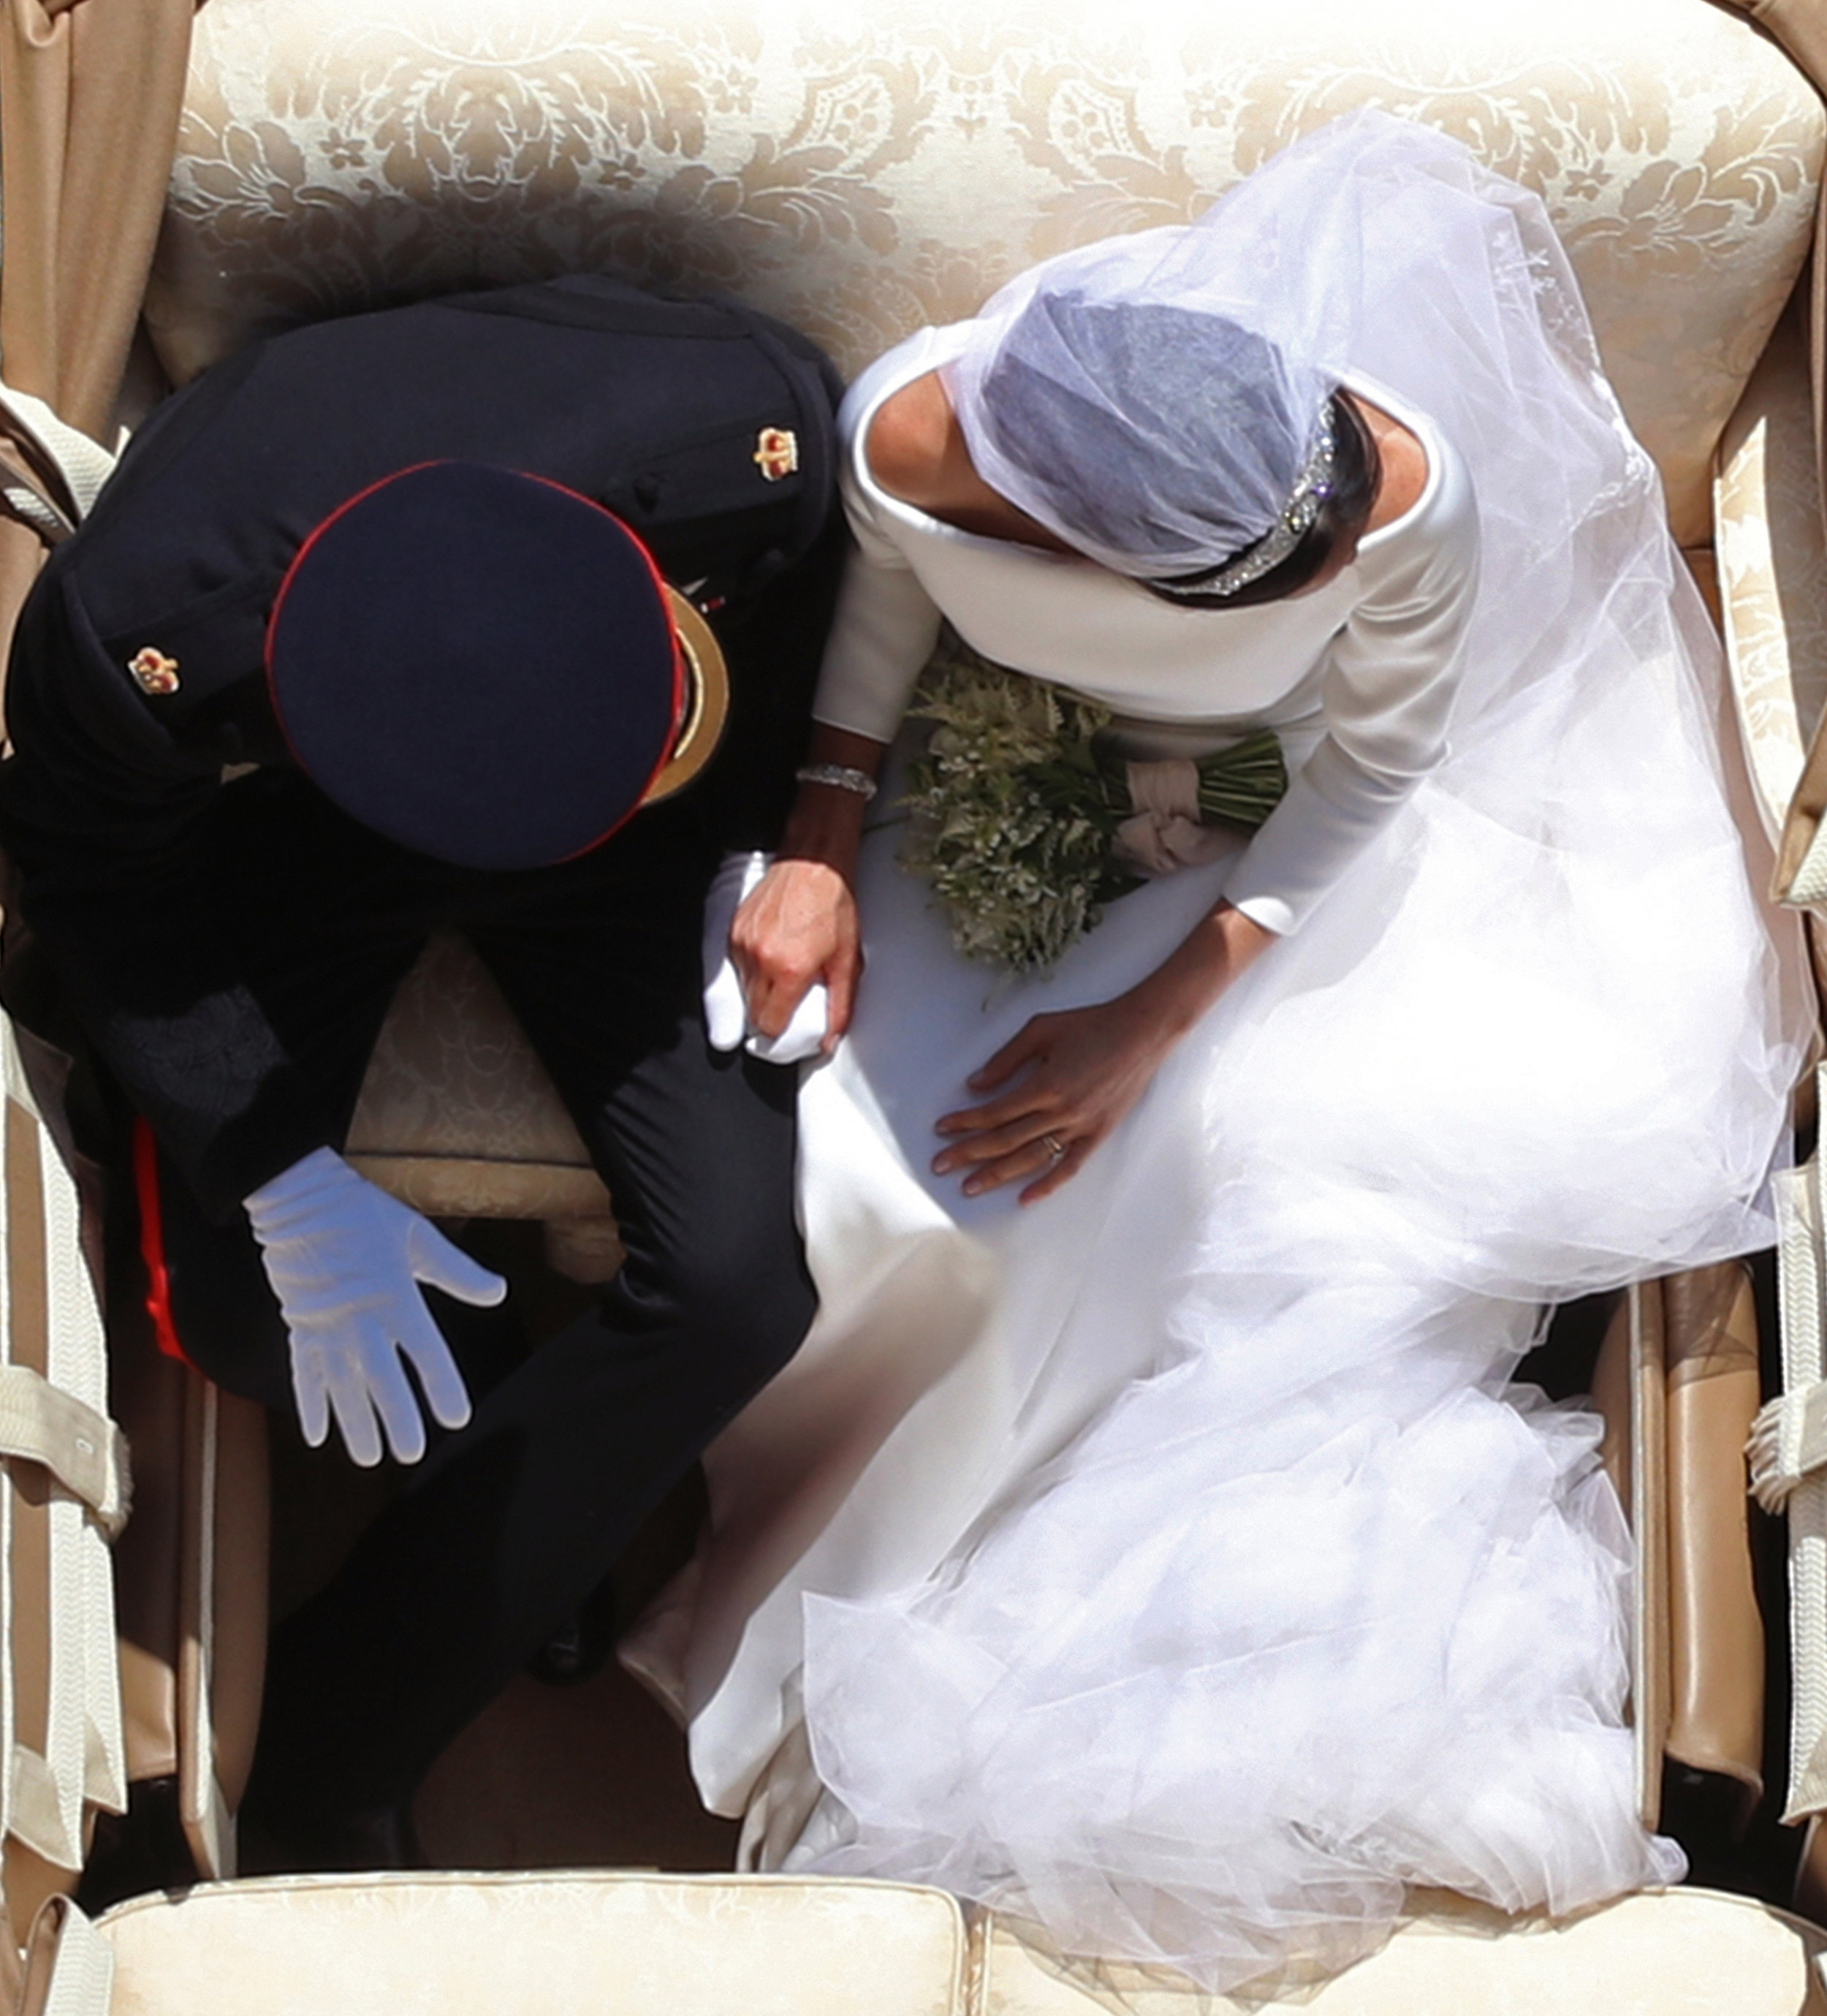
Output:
top-left (1592, 1295), bottom-right (1632, 1518)
top-left (1728, 0), bottom-right (1827, 105)
top-left (1663, 1265), bottom-right (1766, 1803)
top-left (1628, 1281), bottom-right (1670, 1832)
top-left (176, 1376), bottom-right (227, 1881)
top-left (1815, 166), bottom-right (1826, 559)
top-left (96, 1872), bottom-right (971, 2016)
top-left (1717, 303), bottom-right (1827, 855)
top-left (974, 1887), bottom-right (1827, 2014)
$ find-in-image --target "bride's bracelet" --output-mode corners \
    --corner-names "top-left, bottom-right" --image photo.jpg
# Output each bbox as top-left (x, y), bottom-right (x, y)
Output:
top-left (795, 762), bottom-right (878, 802)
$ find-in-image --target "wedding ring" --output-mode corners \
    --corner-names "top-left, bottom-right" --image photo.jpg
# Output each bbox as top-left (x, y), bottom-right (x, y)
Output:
top-left (1041, 1132), bottom-right (1067, 1167)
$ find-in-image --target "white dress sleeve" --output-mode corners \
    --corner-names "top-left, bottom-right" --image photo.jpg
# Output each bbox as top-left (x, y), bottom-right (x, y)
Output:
top-left (810, 509), bottom-right (943, 743)
top-left (810, 330), bottom-right (956, 744)
top-left (1222, 439), bottom-right (1480, 936)
top-left (810, 335), bottom-right (1481, 931)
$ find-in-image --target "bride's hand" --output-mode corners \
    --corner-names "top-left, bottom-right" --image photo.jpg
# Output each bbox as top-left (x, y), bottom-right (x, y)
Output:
top-left (731, 857), bottom-right (862, 1045)
top-left (933, 903), bottom-right (1276, 1203)
top-left (932, 990), bottom-right (1181, 1205)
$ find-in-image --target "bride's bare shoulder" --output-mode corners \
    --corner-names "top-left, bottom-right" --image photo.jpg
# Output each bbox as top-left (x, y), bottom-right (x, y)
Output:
top-left (864, 371), bottom-right (952, 506)
top-left (1350, 394), bottom-right (1430, 534)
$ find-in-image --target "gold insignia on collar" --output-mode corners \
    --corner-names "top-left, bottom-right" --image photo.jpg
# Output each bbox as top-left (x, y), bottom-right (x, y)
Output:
top-left (753, 427), bottom-right (799, 482)
top-left (128, 647), bottom-right (181, 695)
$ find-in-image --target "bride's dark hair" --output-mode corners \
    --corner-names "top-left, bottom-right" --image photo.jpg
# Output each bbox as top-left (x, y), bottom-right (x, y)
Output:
top-left (1143, 392), bottom-right (1381, 610)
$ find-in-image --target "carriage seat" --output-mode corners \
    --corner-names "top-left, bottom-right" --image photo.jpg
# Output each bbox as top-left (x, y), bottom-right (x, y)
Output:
top-left (146, 0), bottom-right (1827, 1276)
top-left (94, 0), bottom-right (1827, 1931)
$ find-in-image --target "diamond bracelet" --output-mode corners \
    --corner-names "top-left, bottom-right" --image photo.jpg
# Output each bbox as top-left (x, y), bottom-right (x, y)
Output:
top-left (795, 762), bottom-right (878, 802)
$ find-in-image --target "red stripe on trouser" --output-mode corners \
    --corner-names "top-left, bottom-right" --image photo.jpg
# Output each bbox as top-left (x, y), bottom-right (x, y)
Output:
top-left (134, 1115), bottom-right (196, 1366)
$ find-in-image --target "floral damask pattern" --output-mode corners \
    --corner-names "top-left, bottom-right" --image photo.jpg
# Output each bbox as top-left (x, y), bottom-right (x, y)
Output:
top-left (156, 0), bottom-right (1823, 545)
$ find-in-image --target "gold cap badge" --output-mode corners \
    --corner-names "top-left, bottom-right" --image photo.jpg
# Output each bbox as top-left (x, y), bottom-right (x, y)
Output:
top-left (753, 427), bottom-right (799, 482)
top-left (128, 647), bottom-right (181, 696)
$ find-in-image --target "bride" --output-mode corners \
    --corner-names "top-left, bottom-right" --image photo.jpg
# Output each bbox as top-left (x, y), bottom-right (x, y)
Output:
top-left (665, 111), bottom-right (1804, 1990)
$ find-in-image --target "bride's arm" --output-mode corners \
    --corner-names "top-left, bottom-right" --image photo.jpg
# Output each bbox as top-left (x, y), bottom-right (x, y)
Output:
top-left (729, 724), bottom-right (886, 1044)
top-left (933, 901), bottom-right (1276, 1204)
top-left (946, 428), bottom-right (1480, 1201)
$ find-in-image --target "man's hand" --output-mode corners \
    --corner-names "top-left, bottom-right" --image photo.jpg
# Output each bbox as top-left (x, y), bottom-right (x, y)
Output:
top-left (703, 851), bottom-right (831, 1061)
top-left (728, 724), bottom-right (883, 1047)
top-left (729, 855), bottom-right (861, 1047)
top-left (244, 1147), bottom-right (506, 1466)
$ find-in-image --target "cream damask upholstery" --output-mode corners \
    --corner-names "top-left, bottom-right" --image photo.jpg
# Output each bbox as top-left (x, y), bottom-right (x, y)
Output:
top-left (17, 1875), bottom-right (1827, 2016)
top-left (151, 0), bottom-right (1827, 1236)
top-left (157, 0), bottom-right (1821, 545)
top-left (341, 932), bottom-right (621, 1281)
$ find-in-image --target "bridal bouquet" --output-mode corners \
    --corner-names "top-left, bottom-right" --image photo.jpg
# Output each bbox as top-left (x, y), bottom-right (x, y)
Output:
top-left (901, 633), bottom-right (1285, 977)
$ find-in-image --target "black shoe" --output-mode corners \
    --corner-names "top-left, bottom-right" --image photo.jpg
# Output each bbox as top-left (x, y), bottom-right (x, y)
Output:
top-left (237, 1782), bottom-right (424, 1876)
top-left (526, 1570), bottom-right (620, 1687)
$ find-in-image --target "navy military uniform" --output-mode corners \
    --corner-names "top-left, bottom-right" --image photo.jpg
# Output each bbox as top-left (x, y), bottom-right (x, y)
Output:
top-left (0, 276), bottom-right (843, 1846)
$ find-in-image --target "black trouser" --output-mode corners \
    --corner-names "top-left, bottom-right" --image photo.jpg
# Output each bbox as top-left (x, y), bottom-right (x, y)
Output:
top-left (143, 773), bottom-right (816, 1812)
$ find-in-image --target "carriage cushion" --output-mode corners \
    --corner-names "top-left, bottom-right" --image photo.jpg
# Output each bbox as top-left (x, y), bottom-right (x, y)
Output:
top-left (339, 929), bottom-right (610, 1223)
top-left (154, 0), bottom-right (1823, 547)
top-left (91, 1873), bottom-right (969, 2016)
top-left (973, 1888), bottom-right (1827, 2015)
top-left (36, 1876), bottom-right (1827, 2016)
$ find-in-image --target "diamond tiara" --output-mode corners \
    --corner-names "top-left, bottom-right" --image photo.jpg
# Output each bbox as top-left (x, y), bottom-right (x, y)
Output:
top-left (1148, 410), bottom-right (1339, 602)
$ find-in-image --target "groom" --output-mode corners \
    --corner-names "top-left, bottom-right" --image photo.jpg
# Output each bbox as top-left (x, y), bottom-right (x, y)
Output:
top-left (0, 275), bottom-right (843, 1861)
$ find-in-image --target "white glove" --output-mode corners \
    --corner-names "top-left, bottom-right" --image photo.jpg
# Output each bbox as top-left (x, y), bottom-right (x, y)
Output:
top-left (243, 1146), bottom-right (506, 1467)
top-left (702, 849), bottom-right (829, 1064)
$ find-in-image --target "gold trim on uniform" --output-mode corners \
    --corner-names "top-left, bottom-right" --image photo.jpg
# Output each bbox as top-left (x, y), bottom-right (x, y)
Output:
top-left (643, 588), bottom-right (731, 803)
top-left (752, 427), bottom-right (799, 482)
top-left (129, 647), bottom-right (181, 694)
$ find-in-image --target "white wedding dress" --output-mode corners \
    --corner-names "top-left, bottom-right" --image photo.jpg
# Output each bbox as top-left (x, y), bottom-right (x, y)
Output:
top-left (626, 115), bottom-right (1807, 1993)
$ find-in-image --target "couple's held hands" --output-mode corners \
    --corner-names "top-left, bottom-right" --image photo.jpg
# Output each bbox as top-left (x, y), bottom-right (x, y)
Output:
top-left (719, 729), bottom-right (881, 1051)
top-left (933, 903), bottom-right (1277, 1204)
top-left (244, 1146), bottom-right (506, 1468)
top-left (703, 852), bottom-right (835, 1063)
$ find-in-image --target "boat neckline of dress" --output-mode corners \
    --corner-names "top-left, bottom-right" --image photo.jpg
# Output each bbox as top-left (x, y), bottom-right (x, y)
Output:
top-left (852, 345), bottom-right (1441, 580)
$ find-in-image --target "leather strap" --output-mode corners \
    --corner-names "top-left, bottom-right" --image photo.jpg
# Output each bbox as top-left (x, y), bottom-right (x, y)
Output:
top-left (1723, 1), bottom-right (1827, 96)
top-left (0, 1365), bottom-right (129, 1541)
top-left (19, 1898), bottom-right (112, 2016)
